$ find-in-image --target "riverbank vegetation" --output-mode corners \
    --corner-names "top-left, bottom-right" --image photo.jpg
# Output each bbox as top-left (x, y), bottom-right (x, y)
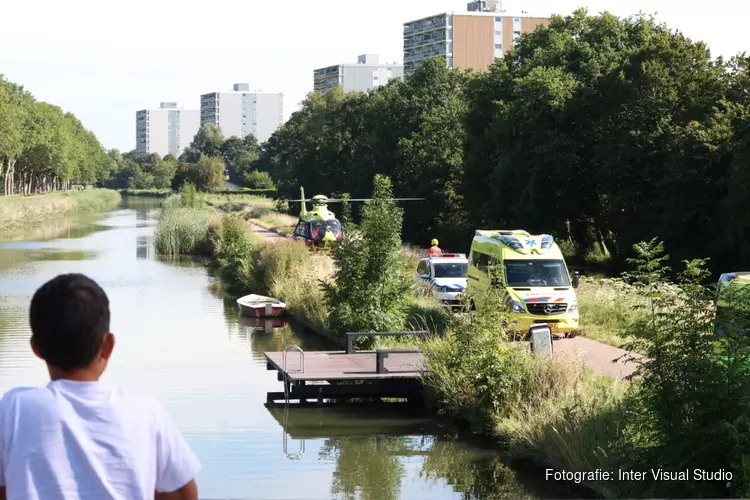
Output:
top-left (156, 171), bottom-right (750, 497)
top-left (153, 184), bottom-right (220, 255)
top-left (0, 189), bottom-right (121, 239)
top-left (256, 9), bottom-right (750, 277)
top-left (420, 239), bottom-right (750, 498)
top-left (0, 76), bottom-right (114, 196)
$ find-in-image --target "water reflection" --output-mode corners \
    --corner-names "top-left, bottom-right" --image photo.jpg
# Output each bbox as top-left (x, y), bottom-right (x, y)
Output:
top-left (136, 236), bottom-right (153, 260)
top-left (0, 198), bottom-right (580, 499)
top-left (0, 215), bottom-right (108, 244)
top-left (270, 405), bottom-right (577, 500)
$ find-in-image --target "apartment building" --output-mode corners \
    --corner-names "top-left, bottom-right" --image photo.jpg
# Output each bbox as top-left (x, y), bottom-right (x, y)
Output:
top-left (135, 102), bottom-right (200, 158)
top-left (200, 83), bottom-right (283, 143)
top-left (313, 54), bottom-right (404, 93)
top-left (403, 7), bottom-right (549, 76)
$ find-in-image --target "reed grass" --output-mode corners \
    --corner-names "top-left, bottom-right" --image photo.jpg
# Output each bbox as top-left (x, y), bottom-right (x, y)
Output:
top-left (153, 195), bottom-right (219, 255)
top-left (119, 188), bottom-right (171, 197)
top-left (248, 240), bottom-right (334, 334)
top-left (0, 189), bottom-right (121, 239)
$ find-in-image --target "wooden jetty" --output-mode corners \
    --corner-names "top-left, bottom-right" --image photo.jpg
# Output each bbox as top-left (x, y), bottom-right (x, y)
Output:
top-left (263, 326), bottom-right (562, 406)
top-left (264, 331), bottom-right (428, 406)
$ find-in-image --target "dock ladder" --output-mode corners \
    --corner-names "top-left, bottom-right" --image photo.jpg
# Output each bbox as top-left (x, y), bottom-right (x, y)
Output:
top-left (282, 345), bottom-right (306, 459)
top-left (282, 345), bottom-right (305, 405)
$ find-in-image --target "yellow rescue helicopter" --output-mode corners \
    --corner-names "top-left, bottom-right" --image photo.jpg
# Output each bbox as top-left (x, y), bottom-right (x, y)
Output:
top-left (284, 187), bottom-right (423, 253)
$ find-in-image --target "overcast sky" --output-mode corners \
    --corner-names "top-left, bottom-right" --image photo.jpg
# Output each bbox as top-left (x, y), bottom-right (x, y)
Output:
top-left (0, 0), bottom-right (746, 152)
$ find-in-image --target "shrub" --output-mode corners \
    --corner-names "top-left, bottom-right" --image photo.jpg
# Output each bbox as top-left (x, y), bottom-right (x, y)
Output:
top-left (619, 239), bottom-right (750, 498)
top-left (323, 175), bottom-right (412, 345)
top-left (423, 279), bottom-right (629, 497)
top-left (178, 182), bottom-right (202, 208)
top-left (247, 206), bottom-right (271, 219)
top-left (211, 213), bottom-right (259, 286)
top-left (243, 170), bottom-right (276, 189)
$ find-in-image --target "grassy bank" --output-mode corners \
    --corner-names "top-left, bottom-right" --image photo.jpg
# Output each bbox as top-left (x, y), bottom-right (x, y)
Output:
top-left (119, 188), bottom-right (171, 198)
top-left (420, 309), bottom-right (628, 497)
top-left (0, 189), bottom-right (122, 239)
top-left (153, 182), bottom-right (750, 498)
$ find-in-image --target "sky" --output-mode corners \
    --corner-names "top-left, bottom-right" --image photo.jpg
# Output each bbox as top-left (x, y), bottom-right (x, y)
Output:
top-left (0, 0), bottom-right (747, 152)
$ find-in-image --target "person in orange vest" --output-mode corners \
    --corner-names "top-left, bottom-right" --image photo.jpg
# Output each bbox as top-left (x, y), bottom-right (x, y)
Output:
top-left (427, 238), bottom-right (443, 257)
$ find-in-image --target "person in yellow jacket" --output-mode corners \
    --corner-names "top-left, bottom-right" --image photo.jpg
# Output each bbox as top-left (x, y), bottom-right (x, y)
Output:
top-left (427, 238), bottom-right (443, 257)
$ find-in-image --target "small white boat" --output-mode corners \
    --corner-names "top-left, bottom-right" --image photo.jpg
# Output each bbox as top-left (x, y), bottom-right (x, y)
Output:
top-left (236, 294), bottom-right (287, 318)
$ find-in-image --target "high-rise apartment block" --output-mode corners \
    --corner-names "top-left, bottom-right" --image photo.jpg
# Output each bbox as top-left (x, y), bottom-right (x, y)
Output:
top-left (200, 83), bottom-right (283, 143)
top-left (313, 54), bottom-right (404, 93)
top-left (403, 8), bottom-right (549, 76)
top-left (135, 102), bottom-right (200, 158)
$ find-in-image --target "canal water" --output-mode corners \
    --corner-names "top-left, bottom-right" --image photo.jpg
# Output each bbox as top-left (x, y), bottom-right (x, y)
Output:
top-left (0, 197), bottom-right (576, 499)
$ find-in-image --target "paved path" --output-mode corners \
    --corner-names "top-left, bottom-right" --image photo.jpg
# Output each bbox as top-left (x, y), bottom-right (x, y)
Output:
top-left (554, 337), bottom-right (641, 380)
top-left (249, 222), bottom-right (286, 243)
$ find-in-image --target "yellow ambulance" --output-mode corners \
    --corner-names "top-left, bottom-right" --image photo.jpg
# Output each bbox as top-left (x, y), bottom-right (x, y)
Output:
top-left (465, 230), bottom-right (580, 337)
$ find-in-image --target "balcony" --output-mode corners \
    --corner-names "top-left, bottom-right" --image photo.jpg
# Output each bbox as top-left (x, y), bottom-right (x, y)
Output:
top-left (404, 45), bottom-right (447, 63)
top-left (404, 32), bottom-right (448, 50)
top-left (314, 75), bottom-right (341, 88)
top-left (403, 16), bottom-right (447, 36)
top-left (314, 66), bottom-right (341, 78)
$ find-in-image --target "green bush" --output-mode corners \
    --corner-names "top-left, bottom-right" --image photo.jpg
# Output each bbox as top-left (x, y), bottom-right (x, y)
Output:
top-left (422, 278), bottom-right (628, 497)
top-left (323, 175), bottom-right (412, 345)
top-left (210, 213), bottom-right (259, 287)
top-left (247, 206), bottom-right (271, 219)
top-left (243, 170), bottom-right (276, 189)
top-left (618, 239), bottom-right (750, 498)
top-left (178, 182), bottom-right (203, 208)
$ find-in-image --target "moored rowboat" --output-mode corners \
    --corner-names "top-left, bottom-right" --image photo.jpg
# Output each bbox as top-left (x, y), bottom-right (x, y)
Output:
top-left (236, 294), bottom-right (287, 318)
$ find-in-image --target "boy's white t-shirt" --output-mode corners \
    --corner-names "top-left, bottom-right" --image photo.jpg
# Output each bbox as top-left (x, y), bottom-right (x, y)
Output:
top-left (0, 379), bottom-right (201, 500)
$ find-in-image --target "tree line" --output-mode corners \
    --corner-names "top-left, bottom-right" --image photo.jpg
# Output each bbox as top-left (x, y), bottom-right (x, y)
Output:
top-left (0, 75), bottom-right (115, 196)
top-left (104, 123), bottom-right (276, 192)
top-left (258, 9), bottom-right (750, 276)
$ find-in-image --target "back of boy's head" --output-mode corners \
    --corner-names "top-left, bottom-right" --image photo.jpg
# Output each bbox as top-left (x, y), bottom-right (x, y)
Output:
top-left (29, 273), bottom-right (110, 372)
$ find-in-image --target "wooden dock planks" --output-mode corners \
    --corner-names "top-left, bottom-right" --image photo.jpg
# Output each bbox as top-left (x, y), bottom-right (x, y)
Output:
top-left (264, 350), bottom-right (425, 382)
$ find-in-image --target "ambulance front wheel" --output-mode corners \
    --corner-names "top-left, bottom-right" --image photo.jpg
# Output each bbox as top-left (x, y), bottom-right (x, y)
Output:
top-left (565, 330), bottom-right (578, 339)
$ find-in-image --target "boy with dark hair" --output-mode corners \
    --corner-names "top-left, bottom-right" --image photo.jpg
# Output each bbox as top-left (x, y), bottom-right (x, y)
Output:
top-left (0, 273), bottom-right (200, 500)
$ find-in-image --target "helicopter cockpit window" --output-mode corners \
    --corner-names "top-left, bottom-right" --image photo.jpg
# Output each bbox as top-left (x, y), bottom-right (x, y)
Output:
top-left (294, 220), bottom-right (310, 239)
top-left (309, 220), bottom-right (325, 241)
top-left (307, 219), bottom-right (343, 241)
top-left (326, 219), bottom-right (342, 238)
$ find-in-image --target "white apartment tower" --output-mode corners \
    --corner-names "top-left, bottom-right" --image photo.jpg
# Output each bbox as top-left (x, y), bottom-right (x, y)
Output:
top-left (200, 83), bottom-right (284, 143)
top-left (313, 54), bottom-right (404, 93)
top-left (135, 102), bottom-right (200, 158)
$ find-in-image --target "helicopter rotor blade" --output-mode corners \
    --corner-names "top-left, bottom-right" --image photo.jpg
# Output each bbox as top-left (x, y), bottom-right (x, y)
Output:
top-left (323, 198), bottom-right (426, 202)
top-left (277, 197), bottom-right (426, 203)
